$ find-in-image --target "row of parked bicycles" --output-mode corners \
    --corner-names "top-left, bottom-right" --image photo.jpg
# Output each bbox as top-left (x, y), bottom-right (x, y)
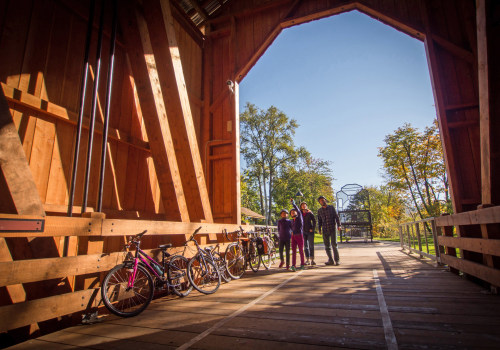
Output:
top-left (101, 226), bottom-right (278, 317)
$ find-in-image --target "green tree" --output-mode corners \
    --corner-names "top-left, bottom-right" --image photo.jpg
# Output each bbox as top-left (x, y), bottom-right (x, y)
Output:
top-left (240, 103), bottom-right (297, 224)
top-left (378, 120), bottom-right (451, 221)
top-left (273, 149), bottom-right (335, 222)
top-left (366, 185), bottom-right (409, 237)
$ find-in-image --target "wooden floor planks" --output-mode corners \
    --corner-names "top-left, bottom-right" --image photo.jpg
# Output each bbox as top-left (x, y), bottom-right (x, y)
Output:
top-left (7, 241), bottom-right (500, 349)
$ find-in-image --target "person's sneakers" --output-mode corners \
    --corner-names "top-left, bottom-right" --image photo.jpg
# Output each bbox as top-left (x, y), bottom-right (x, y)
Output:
top-left (335, 261), bottom-right (340, 266)
top-left (311, 260), bottom-right (316, 266)
top-left (305, 259), bottom-right (310, 265)
top-left (279, 261), bottom-right (284, 268)
top-left (290, 266), bottom-right (296, 272)
top-left (325, 261), bottom-right (335, 266)
top-left (298, 265), bottom-right (305, 270)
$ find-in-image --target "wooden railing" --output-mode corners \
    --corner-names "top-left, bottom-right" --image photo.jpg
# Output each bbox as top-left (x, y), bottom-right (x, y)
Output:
top-left (399, 217), bottom-right (440, 262)
top-left (0, 214), bottom-right (252, 333)
top-left (399, 206), bottom-right (500, 289)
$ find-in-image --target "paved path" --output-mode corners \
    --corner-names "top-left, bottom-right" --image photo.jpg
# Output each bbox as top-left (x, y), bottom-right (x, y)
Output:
top-left (8, 241), bottom-right (500, 349)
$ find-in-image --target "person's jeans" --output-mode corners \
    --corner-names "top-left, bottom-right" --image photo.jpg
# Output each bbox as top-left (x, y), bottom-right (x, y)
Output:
top-left (279, 239), bottom-right (290, 267)
top-left (291, 234), bottom-right (305, 267)
top-left (322, 231), bottom-right (339, 262)
top-left (303, 232), bottom-right (315, 259)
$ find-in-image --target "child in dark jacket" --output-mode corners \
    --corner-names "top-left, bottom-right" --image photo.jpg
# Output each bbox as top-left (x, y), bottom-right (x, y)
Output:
top-left (277, 209), bottom-right (292, 269)
top-left (290, 199), bottom-right (305, 271)
top-left (301, 202), bottom-right (316, 265)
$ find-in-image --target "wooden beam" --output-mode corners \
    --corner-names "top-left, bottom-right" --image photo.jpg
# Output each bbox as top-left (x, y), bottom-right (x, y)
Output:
top-left (282, 2), bottom-right (358, 29)
top-left (2, 83), bottom-right (151, 152)
top-left (120, 3), bottom-right (189, 222)
top-left (435, 206), bottom-right (500, 227)
top-left (159, 0), bottom-right (213, 223)
top-left (431, 33), bottom-right (475, 63)
top-left (233, 82), bottom-right (240, 224)
top-left (0, 88), bottom-right (45, 216)
top-left (440, 254), bottom-right (500, 287)
top-left (420, 1), bottom-right (460, 213)
top-left (354, 2), bottom-right (425, 41)
top-left (187, 0), bottom-right (209, 21)
top-left (170, 0), bottom-right (205, 46)
top-left (0, 288), bottom-right (100, 332)
top-left (0, 214), bottom-right (253, 238)
top-left (236, 24), bottom-right (283, 81)
top-left (437, 235), bottom-right (500, 256)
top-left (476, 0), bottom-right (491, 205)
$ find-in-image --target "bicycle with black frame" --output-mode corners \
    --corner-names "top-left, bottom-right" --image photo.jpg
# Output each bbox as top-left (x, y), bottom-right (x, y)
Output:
top-left (185, 227), bottom-right (222, 294)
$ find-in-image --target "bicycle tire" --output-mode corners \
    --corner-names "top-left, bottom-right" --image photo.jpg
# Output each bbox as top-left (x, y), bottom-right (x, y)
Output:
top-left (268, 239), bottom-right (278, 266)
top-left (249, 241), bottom-right (260, 272)
top-left (101, 263), bottom-right (154, 317)
top-left (260, 252), bottom-right (272, 269)
top-left (224, 243), bottom-right (245, 279)
top-left (212, 251), bottom-right (231, 283)
top-left (187, 255), bottom-right (221, 294)
top-left (167, 255), bottom-right (193, 297)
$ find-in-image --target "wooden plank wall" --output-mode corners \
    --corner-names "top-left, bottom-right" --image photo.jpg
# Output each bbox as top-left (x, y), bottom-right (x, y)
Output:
top-left (0, 0), bottom-right (207, 341)
top-left (0, 0), bottom-right (204, 219)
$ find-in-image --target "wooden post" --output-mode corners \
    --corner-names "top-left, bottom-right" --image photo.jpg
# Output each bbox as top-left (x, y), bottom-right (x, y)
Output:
top-left (399, 225), bottom-right (404, 249)
top-left (423, 222), bottom-right (430, 254)
top-left (442, 223), bottom-right (459, 274)
top-left (406, 225), bottom-right (411, 254)
top-left (416, 223), bottom-right (423, 258)
top-left (478, 204), bottom-right (498, 293)
top-left (476, 0), bottom-right (491, 206)
top-left (431, 219), bottom-right (441, 265)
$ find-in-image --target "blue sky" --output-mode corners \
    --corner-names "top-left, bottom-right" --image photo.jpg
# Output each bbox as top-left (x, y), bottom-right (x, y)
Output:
top-left (239, 10), bottom-right (437, 193)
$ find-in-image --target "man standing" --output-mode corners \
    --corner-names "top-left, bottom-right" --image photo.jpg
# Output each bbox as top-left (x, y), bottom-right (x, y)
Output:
top-left (317, 195), bottom-right (342, 265)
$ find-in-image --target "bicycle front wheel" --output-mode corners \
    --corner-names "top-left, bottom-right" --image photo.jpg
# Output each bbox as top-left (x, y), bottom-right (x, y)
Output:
top-left (168, 255), bottom-right (192, 297)
top-left (225, 243), bottom-right (245, 279)
top-left (212, 251), bottom-right (231, 283)
top-left (101, 263), bottom-right (154, 317)
top-left (187, 255), bottom-right (221, 294)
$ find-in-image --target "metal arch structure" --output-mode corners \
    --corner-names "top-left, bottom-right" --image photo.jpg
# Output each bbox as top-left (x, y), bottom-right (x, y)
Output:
top-left (336, 184), bottom-right (373, 242)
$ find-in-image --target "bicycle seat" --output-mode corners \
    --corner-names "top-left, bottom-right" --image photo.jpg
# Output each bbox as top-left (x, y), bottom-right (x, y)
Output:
top-left (158, 243), bottom-right (172, 250)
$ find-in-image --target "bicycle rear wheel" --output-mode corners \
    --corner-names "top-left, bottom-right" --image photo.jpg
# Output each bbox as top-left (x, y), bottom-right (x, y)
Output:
top-left (249, 241), bottom-right (260, 272)
top-left (168, 255), bottom-right (192, 297)
top-left (187, 255), bottom-right (221, 294)
top-left (101, 263), bottom-right (154, 317)
top-left (224, 243), bottom-right (245, 279)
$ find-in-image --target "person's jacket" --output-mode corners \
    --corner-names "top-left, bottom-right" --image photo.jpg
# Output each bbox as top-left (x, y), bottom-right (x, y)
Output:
top-left (277, 218), bottom-right (292, 241)
top-left (302, 210), bottom-right (316, 236)
top-left (291, 202), bottom-right (303, 235)
top-left (317, 205), bottom-right (341, 234)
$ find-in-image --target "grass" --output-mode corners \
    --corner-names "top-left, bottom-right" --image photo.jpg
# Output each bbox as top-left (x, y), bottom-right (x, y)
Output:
top-left (311, 233), bottom-right (440, 258)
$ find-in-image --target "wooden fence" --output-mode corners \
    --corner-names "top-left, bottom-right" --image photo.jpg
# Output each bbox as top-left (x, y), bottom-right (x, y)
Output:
top-left (0, 214), bottom-right (252, 333)
top-left (399, 206), bottom-right (500, 290)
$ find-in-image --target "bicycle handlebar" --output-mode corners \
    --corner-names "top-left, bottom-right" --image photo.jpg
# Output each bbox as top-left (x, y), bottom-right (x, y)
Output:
top-left (184, 226), bottom-right (203, 245)
top-left (125, 230), bottom-right (147, 248)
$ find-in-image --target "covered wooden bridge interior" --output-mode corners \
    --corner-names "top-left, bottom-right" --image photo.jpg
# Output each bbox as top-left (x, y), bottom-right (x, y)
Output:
top-left (0, 0), bottom-right (499, 346)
